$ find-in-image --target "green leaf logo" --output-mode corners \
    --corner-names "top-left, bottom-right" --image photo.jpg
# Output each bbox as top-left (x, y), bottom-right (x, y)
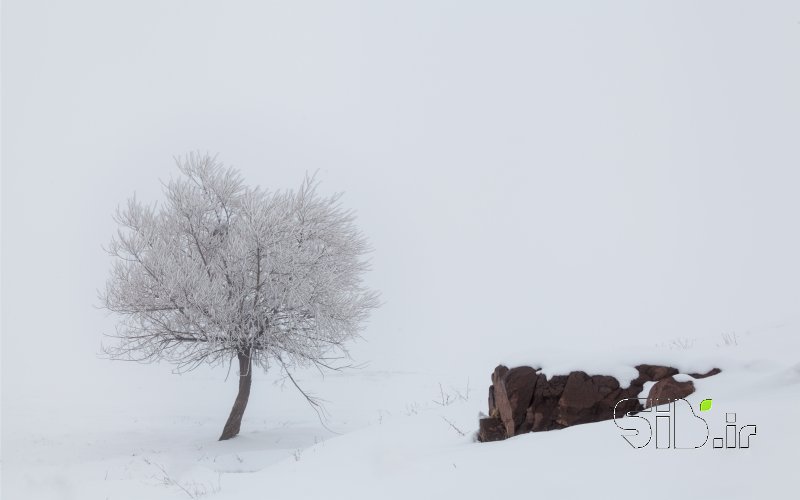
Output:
top-left (700, 399), bottom-right (713, 412)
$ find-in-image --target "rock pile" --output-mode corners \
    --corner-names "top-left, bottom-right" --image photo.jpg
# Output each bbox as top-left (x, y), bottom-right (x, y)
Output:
top-left (478, 364), bottom-right (720, 442)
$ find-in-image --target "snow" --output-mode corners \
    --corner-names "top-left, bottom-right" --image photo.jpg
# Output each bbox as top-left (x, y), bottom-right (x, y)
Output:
top-left (4, 326), bottom-right (799, 499)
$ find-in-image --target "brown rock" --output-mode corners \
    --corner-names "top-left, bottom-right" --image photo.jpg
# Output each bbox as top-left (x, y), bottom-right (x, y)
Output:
top-left (646, 377), bottom-right (695, 408)
top-left (632, 364), bottom-right (679, 386)
top-left (491, 365), bottom-right (509, 386)
top-left (490, 366), bottom-right (510, 430)
top-left (478, 417), bottom-right (506, 442)
top-left (529, 374), bottom-right (568, 431)
top-left (557, 372), bottom-right (622, 427)
top-left (612, 396), bottom-right (644, 420)
top-left (492, 366), bottom-right (538, 437)
top-left (689, 368), bottom-right (721, 379)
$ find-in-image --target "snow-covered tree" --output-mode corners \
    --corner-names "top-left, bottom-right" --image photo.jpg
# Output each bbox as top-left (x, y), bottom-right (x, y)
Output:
top-left (101, 154), bottom-right (379, 440)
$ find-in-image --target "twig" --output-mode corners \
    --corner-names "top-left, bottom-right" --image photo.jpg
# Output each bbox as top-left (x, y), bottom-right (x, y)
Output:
top-left (143, 458), bottom-right (196, 499)
top-left (441, 417), bottom-right (465, 436)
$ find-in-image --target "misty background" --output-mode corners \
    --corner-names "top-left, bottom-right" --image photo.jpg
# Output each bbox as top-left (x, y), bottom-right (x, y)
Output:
top-left (3, 0), bottom-right (799, 441)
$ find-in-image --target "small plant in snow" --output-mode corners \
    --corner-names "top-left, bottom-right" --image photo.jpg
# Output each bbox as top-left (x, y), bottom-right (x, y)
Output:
top-left (403, 402), bottom-right (421, 416)
top-left (432, 380), bottom-right (471, 406)
top-left (377, 409), bottom-right (390, 424)
top-left (143, 457), bottom-right (220, 499)
top-left (717, 331), bottom-right (739, 347)
top-left (656, 337), bottom-right (696, 351)
top-left (441, 417), bottom-right (466, 437)
top-left (433, 383), bottom-right (455, 406)
top-left (183, 479), bottom-right (222, 498)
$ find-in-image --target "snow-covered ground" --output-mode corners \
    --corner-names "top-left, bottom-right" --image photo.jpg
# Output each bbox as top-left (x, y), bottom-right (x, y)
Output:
top-left (4, 325), bottom-right (798, 499)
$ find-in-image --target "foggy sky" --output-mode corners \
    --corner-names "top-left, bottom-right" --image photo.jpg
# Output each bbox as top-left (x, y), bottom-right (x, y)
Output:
top-left (3, 1), bottom-right (799, 424)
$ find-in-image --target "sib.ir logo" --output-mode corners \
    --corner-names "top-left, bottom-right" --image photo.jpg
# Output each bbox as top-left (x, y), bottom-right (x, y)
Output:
top-left (613, 398), bottom-right (757, 449)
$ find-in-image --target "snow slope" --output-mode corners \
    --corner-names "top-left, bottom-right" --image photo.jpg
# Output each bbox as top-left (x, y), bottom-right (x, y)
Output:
top-left (4, 325), bottom-right (798, 499)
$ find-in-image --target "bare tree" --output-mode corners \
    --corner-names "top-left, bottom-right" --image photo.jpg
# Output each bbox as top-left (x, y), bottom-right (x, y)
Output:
top-left (101, 154), bottom-right (379, 440)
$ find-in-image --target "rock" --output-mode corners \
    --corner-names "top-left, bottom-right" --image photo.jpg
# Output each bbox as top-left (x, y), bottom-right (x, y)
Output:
top-left (646, 377), bottom-right (695, 408)
top-left (617, 364), bottom-right (682, 416)
top-left (529, 374), bottom-right (568, 432)
top-left (557, 372), bottom-right (623, 427)
top-left (478, 417), bottom-right (506, 442)
top-left (689, 368), bottom-right (721, 379)
top-left (608, 364), bottom-right (680, 418)
top-left (613, 384), bottom-right (645, 419)
top-left (489, 365), bottom-right (508, 417)
top-left (632, 364), bottom-right (679, 386)
top-left (491, 365), bottom-right (538, 437)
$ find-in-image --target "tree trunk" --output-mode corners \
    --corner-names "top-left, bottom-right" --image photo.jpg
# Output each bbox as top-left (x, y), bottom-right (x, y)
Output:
top-left (219, 351), bottom-right (252, 440)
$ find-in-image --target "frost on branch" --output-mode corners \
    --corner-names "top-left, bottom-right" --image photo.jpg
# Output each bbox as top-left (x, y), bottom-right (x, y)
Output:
top-left (101, 153), bottom-right (379, 439)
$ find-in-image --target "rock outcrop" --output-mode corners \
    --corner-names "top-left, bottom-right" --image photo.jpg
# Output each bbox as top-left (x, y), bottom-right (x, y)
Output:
top-left (645, 377), bottom-right (695, 408)
top-left (478, 363), bottom-right (719, 442)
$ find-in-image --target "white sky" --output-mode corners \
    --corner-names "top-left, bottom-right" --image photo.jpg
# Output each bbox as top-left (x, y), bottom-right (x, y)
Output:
top-left (3, 1), bottom-right (800, 415)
